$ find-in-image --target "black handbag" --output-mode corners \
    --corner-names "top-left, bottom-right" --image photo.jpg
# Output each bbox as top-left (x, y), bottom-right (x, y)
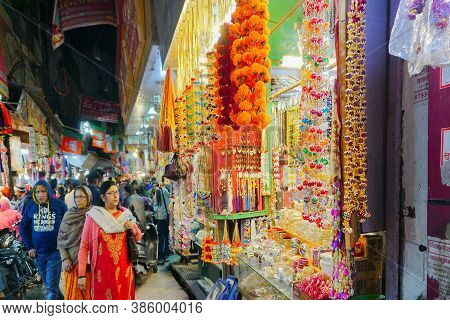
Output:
top-left (126, 230), bottom-right (139, 263)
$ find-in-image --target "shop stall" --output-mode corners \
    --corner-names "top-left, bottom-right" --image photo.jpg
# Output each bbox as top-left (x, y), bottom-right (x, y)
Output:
top-left (158, 0), bottom-right (381, 300)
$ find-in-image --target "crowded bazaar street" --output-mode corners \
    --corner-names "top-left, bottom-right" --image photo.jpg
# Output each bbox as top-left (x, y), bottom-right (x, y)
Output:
top-left (0, 0), bottom-right (448, 311)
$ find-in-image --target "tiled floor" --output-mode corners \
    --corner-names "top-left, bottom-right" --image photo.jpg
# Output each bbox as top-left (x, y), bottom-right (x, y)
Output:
top-left (23, 258), bottom-right (189, 300)
top-left (136, 268), bottom-right (189, 300)
top-left (136, 256), bottom-right (189, 300)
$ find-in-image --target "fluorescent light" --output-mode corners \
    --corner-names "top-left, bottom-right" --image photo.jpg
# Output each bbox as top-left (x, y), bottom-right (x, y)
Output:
top-left (281, 56), bottom-right (303, 68)
top-left (21, 149), bottom-right (29, 155)
top-left (85, 170), bottom-right (89, 175)
top-left (143, 124), bottom-right (150, 128)
top-left (149, 115), bottom-right (155, 119)
top-left (133, 152), bottom-right (138, 158)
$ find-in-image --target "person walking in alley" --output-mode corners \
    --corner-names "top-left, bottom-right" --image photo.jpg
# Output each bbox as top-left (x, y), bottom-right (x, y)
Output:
top-left (64, 179), bottom-right (81, 209)
top-left (153, 179), bottom-right (172, 264)
top-left (57, 185), bottom-right (93, 300)
top-left (77, 181), bottom-right (142, 300)
top-left (123, 184), bottom-right (146, 231)
top-left (19, 180), bottom-right (67, 300)
top-left (87, 172), bottom-right (102, 206)
top-left (13, 184), bottom-right (27, 212)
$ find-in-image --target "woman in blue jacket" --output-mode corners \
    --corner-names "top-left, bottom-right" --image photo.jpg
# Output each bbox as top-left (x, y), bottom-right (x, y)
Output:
top-left (19, 180), bottom-right (67, 299)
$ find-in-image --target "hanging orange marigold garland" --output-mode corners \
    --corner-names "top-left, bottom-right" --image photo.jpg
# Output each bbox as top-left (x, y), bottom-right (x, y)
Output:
top-left (230, 0), bottom-right (271, 129)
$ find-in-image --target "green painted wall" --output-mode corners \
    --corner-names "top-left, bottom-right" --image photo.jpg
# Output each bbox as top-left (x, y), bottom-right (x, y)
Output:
top-left (268, 0), bottom-right (303, 66)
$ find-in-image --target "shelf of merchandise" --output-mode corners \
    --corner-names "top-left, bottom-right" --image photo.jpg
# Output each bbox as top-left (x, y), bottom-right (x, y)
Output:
top-left (207, 210), bottom-right (268, 220)
top-left (236, 252), bottom-right (293, 300)
top-left (279, 227), bottom-right (324, 249)
top-left (193, 240), bottom-right (223, 271)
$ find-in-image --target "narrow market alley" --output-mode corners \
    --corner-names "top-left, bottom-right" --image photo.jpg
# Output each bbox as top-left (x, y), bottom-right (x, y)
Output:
top-left (24, 258), bottom-right (189, 300)
top-left (0, 0), bottom-right (448, 306)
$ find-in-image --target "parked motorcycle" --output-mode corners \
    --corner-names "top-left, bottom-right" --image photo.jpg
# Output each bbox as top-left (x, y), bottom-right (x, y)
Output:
top-left (135, 211), bottom-right (159, 274)
top-left (0, 226), bottom-right (37, 299)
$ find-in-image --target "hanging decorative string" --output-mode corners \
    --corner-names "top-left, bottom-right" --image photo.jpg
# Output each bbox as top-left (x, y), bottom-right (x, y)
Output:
top-left (175, 0), bottom-right (234, 93)
top-left (342, 0), bottom-right (371, 229)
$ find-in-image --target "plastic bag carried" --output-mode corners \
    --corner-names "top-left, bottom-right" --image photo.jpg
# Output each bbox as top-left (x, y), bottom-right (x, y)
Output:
top-left (389, 0), bottom-right (450, 76)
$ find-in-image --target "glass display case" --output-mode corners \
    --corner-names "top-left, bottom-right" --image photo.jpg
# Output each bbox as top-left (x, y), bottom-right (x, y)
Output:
top-left (235, 253), bottom-right (293, 300)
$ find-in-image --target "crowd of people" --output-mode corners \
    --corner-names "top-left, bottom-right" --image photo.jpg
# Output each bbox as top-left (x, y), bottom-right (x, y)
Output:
top-left (0, 169), bottom-right (173, 300)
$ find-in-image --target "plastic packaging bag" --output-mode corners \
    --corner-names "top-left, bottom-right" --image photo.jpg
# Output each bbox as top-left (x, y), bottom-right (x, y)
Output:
top-left (389, 0), bottom-right (450, 75)
top-left (419, 0), bottom-right (450, 72)
top-left (389, 0), bottom-right (427, 65)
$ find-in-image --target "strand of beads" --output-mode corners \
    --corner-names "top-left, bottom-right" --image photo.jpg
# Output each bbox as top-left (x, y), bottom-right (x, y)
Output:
top-left (342, 0), bottom-right (371, 228)
top-left (297, 0), bottom-right (333, 228)
top-left (174, 96), bottom-right (187, 152)
top-left (185, 81), bottom-right (196, 150)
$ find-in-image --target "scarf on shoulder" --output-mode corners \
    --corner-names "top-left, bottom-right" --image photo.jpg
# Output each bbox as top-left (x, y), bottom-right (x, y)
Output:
top-left (57, 205), bottom-right (92, 250)
top-left (87, 206), bottom-right (135, 234)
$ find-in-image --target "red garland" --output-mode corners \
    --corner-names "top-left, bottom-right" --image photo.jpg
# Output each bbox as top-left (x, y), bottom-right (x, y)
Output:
top-left (214, 24), bottom-right (240, 130)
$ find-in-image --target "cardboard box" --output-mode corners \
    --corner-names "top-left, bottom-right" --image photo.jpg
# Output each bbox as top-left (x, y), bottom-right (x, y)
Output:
top-left (354, 234), bottom-right (384, 295)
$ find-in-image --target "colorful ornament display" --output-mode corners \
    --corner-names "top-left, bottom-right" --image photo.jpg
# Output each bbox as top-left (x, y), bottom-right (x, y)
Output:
top-left (342, 0), bottom-right (371, 226)
top-left (212, 128), bottom-right (264, 214)
top-left (174, 96), bottom-right (187, 152)
top-left (229, 0), bottom-right (271, 129)
top-left (297, 0), bottom-right (333, 228)
top-left (201, 219), bottom-right (213, 263)
top-left (296, 274), bottom-right (331, 300)
top-left (211, 221), bottom-right (222, 264)
top-left (221, 221), bottom-right (232, 264)
top-left (231, 222), bottom-right (243, 265)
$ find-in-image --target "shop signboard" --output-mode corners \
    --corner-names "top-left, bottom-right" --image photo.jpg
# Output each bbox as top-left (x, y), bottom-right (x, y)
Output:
top-left (55, 0), bottom-right (116, 31)
top-left (427, 234), bottom-right (450, 300)
top-left (52, 0), bottom-right (117, 49)
top-left (79, 96), bottom-right (120, 123)
top-left (429, 67), bottom-right (450, 200)
top-left (428, 67), bottom-right (450, 299)
top-left (116, 0), bottom-right (147, 120)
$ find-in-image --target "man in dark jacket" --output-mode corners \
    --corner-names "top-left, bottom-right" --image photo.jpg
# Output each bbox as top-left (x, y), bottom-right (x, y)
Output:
top-left (19, 180), bottom-right (67, 300)
top-left (86, 172), bottom-right (101, 206)
top-left (123, 184), bottom-right (146, 231)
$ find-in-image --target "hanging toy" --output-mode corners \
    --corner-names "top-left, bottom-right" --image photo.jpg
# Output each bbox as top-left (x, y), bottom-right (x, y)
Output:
top-left (221, 221), bottom-right (232, 265)
top-left (231, 221), bottom-right (243, 265)
top-left (211, 221), bottom-right (222, 264)
top-left (201, 220), bottom-right (213, 263)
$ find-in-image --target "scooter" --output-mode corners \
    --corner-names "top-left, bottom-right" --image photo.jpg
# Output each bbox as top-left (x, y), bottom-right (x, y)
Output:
top-left (0, 227), bottom-right (37, 299)
top-left (135, 212), bottom-right (158, 274)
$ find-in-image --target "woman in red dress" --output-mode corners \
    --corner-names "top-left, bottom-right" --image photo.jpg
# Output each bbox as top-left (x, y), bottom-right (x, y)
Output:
top-left (77, 181), bottom-right (142, 300)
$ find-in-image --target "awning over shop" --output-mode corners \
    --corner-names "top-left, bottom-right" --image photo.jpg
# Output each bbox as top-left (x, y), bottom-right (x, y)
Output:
top-left (65, 152), bottom-right (112, 171)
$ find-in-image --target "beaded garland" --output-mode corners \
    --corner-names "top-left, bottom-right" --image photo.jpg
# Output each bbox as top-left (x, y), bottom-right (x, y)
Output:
top-left (342, 0), bottom-right (371, 227)
top-left (297, 0), bottom-right (333, 228)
